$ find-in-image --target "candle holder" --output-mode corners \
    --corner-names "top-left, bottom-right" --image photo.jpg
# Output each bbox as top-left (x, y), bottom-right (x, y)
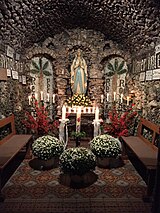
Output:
top-left (59, 118), bottom-right (69, 148)
top-left (92, 119), bottom-right (103, 137)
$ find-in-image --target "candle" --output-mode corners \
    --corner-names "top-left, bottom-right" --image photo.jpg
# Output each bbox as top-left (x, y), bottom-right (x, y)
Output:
top-left (40, 91), bottom-right (43, 101)
top-left (77, 107), bottom-right (81, 114)
top-left (101, 95), bottom-right (104, 103)
top-left (62, 105), bottom-right (66, 120)
top-left (92, 107), bottom-right (95, 113)
top-left (68, 107), bottom-right (71, 113)
top-left (83, 107), bottom-right (86, 113)
top-left (47, 93), bottom-right (50, 102)
top-left (113, 92), bottom-right (116, 101)
top-left (28, 95), bottom-right (31, 105)
top-left (95, 107), bottom-right (99, 121)
top-left (52, 94), bottom-right (55, 103)
top-left (76, 107), bottom-right (81, 132)
top-left (107, 93), bottom-right (109, 102)
top-left (127, 96), bottom-right (130, 106)
top-left (120, 94), bottom-right (123, 104)
top-left (88, 107), bottom-right (91, 113)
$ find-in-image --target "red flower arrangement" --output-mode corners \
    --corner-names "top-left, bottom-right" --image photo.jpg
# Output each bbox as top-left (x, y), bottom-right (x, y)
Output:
top-left (22, 98), bottom-right (59, 136)
top-left (103, 105), bottom-right (137, 138)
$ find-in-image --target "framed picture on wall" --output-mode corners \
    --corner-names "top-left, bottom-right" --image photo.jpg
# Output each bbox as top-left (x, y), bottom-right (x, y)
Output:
top-left (6, 45), bottom-right (14, 59)
top-left (152, 69), bottom-right (160, 80)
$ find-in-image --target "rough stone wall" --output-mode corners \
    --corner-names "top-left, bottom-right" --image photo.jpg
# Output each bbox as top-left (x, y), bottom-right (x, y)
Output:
top-left (0, 65), bottom-right (30, 133)
top-left (0, 0), bottom-right (159, 54)
top-left (25, 29), bottom-right (130, 115)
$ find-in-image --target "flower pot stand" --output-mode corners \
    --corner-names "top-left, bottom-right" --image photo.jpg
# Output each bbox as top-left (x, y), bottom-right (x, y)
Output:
top-left (59, 171), bottom-right (98, 188)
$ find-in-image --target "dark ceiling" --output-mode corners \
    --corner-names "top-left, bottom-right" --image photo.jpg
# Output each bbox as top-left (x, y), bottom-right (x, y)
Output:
top-left (0, 0), bottom-right (160, 53)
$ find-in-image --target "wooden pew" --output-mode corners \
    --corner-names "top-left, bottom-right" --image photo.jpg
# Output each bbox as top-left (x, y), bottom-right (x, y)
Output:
top-left (120, 118), bottom-right (160, 201)
top-left (0, 114), bottom-right (32, 202)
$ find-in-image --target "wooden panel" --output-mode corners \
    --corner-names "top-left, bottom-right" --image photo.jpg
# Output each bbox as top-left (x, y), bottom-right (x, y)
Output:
top-left (0, 68), bottom-right (7, 81)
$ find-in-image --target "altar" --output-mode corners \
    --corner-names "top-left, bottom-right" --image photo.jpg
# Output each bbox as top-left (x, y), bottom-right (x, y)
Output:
top-left (67, 113), bottom-right (94, 139)
top-left (59, 105), bottom-right (102, 147)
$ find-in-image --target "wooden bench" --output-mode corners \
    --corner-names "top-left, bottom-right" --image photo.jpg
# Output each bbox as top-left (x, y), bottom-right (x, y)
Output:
top-left (0, 114), bottom-right (32, 202)
top-left (120, 118), bottom-right (160, 201)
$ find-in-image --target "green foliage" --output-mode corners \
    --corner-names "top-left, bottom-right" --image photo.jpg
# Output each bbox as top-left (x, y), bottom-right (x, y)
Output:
top-left (107, 58), bottom-right (127, 77)
top-left (30, 57), bottom-right (51, 76)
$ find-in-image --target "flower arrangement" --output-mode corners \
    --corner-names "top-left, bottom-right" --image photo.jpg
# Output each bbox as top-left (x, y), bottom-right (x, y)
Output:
top-left (66, 94), bottom-right (92, 107)
top-left (32, 135), bottom-right (64, 160)
top-left (22, 98), bottom-right (59, 136)
top-left (59, 147), bottom-right (96, 175)
top-left (103, 106), bottom-right (137, 138)
top-left (90, 134), bottom-right (121, 158)
top-left (71, 131), bottom-right (86, 138)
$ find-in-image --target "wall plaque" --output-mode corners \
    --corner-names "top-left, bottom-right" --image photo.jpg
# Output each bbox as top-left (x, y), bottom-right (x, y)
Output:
top-left (139, 72), bottom-right (145, 81)
top-left (146, 70), bottom-right (153, 81)
top-left (12, 70), bottom-right (19, 80)
top-left (152, 69), bottom-right (160, 80)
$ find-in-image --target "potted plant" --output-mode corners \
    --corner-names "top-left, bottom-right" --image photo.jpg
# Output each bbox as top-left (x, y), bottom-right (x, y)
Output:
top-left (71, 131), bottom-right (86, 147)
top-left (30, 135), bottom-right (64, 170)
top-left (89, 134), bottom-right (122, 168)
top-left (22, 98), bottom-right (59, 138)
top-left (59, 147), bottom-right (97, 186)
top-left (103, 105), bottom-right (137, 138)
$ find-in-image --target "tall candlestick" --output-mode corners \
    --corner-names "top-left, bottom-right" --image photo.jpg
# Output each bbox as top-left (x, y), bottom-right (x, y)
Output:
top-left (76, 107), bottom-right (81, 132)
top-left (47, 93), bottom-right (50, 102)
top-left (95, 107), bottom-right (99, 121)
top-left (40, 91), bottom-right (43, 101)
top-left (62, 105), bottom-right (66, 120)
top-left (120, 94), bottom-right (123, 104)
top-left (127, 96), bottom-right (130, 106)
top-left (113, 92), bottom-right (116, 101)
top-left (52, 94), bottom-right (55, 103)
top-left (101, 95), bottom-right (104, 103)
top-left (28, 95), bottom-right (31, 105)
top-left (107, 93), bottom-right (109, 102)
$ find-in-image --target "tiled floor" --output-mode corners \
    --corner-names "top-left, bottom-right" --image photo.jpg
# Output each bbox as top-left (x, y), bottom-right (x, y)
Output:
top-left (0, 198), bottom-right (152, 213)
top-left (0, 144), bottom-right (151, 213)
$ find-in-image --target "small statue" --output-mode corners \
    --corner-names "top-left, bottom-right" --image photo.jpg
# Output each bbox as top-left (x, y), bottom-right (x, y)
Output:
top-left (71, 49), bottom-right (88, 95)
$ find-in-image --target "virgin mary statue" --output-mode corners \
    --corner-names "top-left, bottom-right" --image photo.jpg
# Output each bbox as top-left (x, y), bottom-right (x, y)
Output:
top-left (71, 49), bottom-right (88, 95)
